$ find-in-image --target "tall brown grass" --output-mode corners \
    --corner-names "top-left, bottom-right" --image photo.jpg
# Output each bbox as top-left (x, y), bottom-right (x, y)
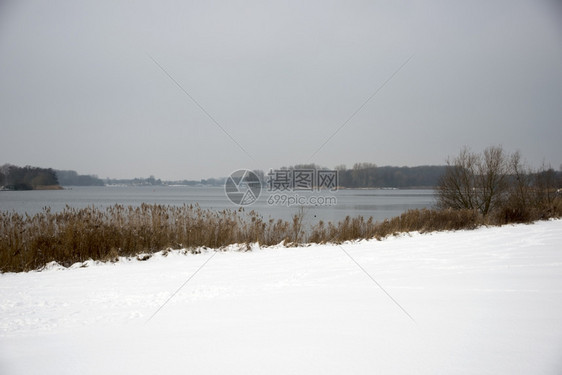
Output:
top-left (0, 204), bottom-right (302, 272)
top-left (1, 199), bottom-right (560, 273)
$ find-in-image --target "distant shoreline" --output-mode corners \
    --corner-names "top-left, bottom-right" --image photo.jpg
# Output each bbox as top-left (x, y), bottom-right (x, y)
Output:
top-left (0, 185), bottom-right (64, 191)
top-left (33, 185), bottom-right (64, 190)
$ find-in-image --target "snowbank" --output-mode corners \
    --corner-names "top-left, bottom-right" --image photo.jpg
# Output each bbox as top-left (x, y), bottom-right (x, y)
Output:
top-left (1, 220), bottom-right (561, 374)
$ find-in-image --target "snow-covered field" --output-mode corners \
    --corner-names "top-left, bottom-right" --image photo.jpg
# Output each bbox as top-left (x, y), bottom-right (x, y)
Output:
top-left (1, 220), bottom-right (561, 374)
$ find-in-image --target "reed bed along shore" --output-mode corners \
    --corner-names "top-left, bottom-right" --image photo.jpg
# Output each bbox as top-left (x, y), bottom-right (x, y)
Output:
top-left (1, 202), bottom-right (560, 273)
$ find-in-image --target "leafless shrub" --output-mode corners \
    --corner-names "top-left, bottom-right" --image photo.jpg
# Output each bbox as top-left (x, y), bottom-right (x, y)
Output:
top-left (437, 146), bottom-right (510, 215)
top-left (438, 146), bottom-right (561, 221)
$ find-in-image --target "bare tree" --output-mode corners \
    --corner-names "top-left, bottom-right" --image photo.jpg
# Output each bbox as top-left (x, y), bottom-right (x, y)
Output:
top-left (437, 146), bottom-right (511, 216)
top-left (476, 146), bottom-right (510, 215)
top-left (505, 151), bottom-right (534, 211)
top-left (437, 147), bottom-right (479, 211)
top-left (439, 146), bottom-right (561, 221)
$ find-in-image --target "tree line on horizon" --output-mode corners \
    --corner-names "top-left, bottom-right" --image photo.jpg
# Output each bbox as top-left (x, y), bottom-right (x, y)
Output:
top-left (0, 165), bottom-right (109, 190)
top-left (56, 170), bottom-right (104, 186)
top-left (255, 163), bottom-right (448, 188)
top-left (0, 164), bottom-right (59, 190)
top-left (2, 158), bottom-right (561, 190)
top-left (336, 164), bottom-right (447, 188)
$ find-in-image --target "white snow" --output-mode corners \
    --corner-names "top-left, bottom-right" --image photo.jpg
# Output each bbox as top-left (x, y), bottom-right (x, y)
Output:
top-left (1, 220), bottom-right (562, 374)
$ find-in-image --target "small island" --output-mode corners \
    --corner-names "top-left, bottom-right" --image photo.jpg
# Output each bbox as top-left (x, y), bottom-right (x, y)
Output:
top-left (0, 164), bottom-right (62, 191)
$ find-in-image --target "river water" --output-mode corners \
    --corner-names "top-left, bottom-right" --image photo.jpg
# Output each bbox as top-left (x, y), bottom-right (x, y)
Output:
top-left (0, 186), bottom-right (436, 224)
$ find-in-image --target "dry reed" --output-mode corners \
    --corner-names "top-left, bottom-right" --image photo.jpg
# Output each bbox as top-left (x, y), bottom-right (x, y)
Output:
top-left (1, 199), bottom-right (560, 273)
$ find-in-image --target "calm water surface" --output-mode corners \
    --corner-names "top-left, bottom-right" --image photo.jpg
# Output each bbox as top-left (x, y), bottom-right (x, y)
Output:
top-left (0, 186), bottom-right (436, 224)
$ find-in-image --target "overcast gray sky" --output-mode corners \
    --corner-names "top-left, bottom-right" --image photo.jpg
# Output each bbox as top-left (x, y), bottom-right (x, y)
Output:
top-left (1, 0), bottom-right (561, 180)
